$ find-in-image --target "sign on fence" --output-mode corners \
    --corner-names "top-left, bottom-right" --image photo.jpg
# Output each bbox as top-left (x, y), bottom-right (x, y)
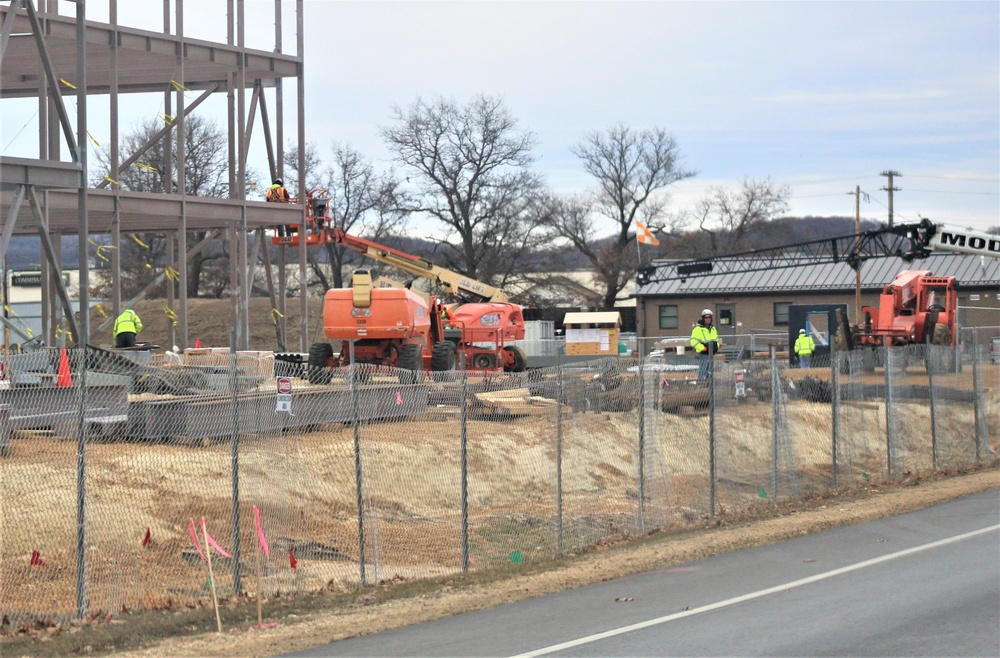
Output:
top-left (275, 377), bottom-right (292, 413)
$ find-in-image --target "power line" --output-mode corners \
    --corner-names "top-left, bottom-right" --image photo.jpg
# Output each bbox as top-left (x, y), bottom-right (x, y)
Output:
top-left (900, 188), bottom-right (998, 196)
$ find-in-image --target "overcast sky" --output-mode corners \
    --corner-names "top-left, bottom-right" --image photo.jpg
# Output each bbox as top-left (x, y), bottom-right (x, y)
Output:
top-left (4, 1), bottom-right (998, 235)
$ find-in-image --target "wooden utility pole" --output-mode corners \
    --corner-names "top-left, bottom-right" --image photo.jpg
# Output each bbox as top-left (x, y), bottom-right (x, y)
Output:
top-left (880, 170), bottom-right (901, 227)
top-left (847, 186), bottom-right (867, 322)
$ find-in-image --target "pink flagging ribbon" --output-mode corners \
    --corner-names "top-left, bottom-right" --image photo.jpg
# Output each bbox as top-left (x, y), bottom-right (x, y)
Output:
top-left (189, 520), bottom-right (206, 561)
top-left (253, 505), bottom-right (270, 558)
top-left (200, 517), bottom-right (232, 558)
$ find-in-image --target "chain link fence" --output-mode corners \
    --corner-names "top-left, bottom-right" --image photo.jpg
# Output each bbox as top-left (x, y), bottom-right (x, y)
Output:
top-left (1, 341), bottom-right (997, 628)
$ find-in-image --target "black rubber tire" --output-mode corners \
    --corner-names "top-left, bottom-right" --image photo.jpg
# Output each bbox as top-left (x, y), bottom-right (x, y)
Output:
top-left (397, 343), bottom-right (423, 384)
top-left (307, 342), bottom-right (334, 385)
top-left (431, 341), bottom-right (457, 380)
top-left (472, 352), bottom-right (496, 369)
top-left (926, 323), bottom-right (955, 373)
top-left (503, 345), bottom-right (528, 373)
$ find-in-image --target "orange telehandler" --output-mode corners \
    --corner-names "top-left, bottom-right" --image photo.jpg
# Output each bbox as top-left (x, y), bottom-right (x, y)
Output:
top-left (271, 191), bottom-right (527, 382)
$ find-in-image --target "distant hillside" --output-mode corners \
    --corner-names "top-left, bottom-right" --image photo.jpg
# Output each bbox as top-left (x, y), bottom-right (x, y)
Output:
top-left (4, 236), bottom-right (80, 270)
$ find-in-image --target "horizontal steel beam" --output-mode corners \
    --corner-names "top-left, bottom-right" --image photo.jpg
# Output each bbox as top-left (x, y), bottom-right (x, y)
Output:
top-left (0, 157), bottom-right (83, 190)
top-left (1, 188), bottom-right (302, 234)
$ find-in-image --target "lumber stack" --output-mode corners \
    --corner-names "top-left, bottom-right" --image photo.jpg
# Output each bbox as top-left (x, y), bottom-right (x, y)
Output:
top-left (474, 388), bottom-right (558, 416)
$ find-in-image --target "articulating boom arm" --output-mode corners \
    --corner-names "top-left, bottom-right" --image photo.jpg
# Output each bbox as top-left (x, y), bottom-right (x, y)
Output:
top-left (329, 228), bottom-right (510, 303)
top-left (637, 219), bottom-right (998, 285)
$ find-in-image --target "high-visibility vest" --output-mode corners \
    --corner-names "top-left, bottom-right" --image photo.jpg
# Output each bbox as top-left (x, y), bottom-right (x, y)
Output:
top-left (266, 184), bottom-right (289, 202)
top-left (795, 334), bottom-right (816, 356)
top-left (691, 324), bottom-right (719, 353)
top-left (114, 310), bottom-right (142, 336)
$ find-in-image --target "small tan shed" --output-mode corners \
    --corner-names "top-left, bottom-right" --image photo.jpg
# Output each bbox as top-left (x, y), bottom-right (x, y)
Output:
top-left (563, 311), bottom-right (622, 355)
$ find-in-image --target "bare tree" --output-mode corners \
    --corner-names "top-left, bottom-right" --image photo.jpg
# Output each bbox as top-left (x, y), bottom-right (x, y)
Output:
top-left (694, 176), bottom-right (791, 255)
top-left (92, 115), bottom-right (260, 298)
top-left (309, 143), bottom-right (410, 290)
top-left (549, 124), bottom-right (695, 309)
top-left (380, 94), bottom-right (552, 287)
top-left (280, 142), bottom-right (325, 197)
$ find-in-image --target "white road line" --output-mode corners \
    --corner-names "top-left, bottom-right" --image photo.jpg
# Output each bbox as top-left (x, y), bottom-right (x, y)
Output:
top-left (509, 524), bottom-right (1000, 658)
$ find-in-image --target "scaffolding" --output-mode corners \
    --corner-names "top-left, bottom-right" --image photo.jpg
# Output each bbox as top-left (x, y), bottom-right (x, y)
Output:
top-left (0, 0), bottom-right (310, 353)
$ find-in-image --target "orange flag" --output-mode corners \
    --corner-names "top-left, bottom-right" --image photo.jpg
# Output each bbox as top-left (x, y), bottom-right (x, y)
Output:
top-left (636, 220), bottom-right (660, 246)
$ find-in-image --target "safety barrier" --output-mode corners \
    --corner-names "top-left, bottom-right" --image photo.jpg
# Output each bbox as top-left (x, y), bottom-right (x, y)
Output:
top-left (0, 343), bottom-right (996, 627)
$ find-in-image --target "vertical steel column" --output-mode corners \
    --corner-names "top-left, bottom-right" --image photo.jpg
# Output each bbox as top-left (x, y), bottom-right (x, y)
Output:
top-left (167, 234), bottom-right (176, 349)
top-left (274, 0), bottom-right (287, 347)
top-left (237, 0), bottom-right (249, 350)
top-left (109, 0), bottom-right (121, 318)
top-left (74, 0), bottom-right (89, 621)
top-left (176, 0), bottom-right (188, 348)
top-left (227, 2), bottom-right (239, 346)
top-left (296, 0), bottom-right (307, 351)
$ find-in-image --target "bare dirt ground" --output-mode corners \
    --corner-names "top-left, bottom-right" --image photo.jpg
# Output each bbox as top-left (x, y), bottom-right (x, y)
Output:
top-left (4, 467), bottom-right (996, 658)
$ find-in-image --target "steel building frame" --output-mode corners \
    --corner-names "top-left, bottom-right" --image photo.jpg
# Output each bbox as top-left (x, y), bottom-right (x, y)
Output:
top-left (0, 0), bottom-right (310, 352)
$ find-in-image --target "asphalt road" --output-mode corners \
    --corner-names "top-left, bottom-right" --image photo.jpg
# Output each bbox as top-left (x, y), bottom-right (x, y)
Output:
top-left (286, 490), bottom-right (1000, 657)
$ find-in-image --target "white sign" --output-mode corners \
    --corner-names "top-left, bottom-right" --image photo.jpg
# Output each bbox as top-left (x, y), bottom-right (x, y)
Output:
top-left (734, 370), bottom-right (746, 399)
top-left (276, 377), bottom-right (292, 413)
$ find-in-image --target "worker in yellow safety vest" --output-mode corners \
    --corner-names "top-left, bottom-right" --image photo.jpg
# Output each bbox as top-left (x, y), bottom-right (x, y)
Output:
top-left (691, 309), bottom-right (723, 381)
top-left (794, 328), bottom-right (816, 368)
top-left (266, 178), bottom-right (292, 237)
top-left (114, 308), bottom-right (143, 348)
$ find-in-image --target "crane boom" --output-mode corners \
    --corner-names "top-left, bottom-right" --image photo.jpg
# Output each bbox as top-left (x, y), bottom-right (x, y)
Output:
top-left (328, 228), bottom-right (510, 303)
top-left (637, 219), bottom-right (999, 285)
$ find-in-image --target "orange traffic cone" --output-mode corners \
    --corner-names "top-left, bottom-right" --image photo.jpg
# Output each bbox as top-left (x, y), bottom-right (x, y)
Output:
top-left (56, 347), bottom-right (72, 387)
top-left (195, 338), bottom-right (201, 349)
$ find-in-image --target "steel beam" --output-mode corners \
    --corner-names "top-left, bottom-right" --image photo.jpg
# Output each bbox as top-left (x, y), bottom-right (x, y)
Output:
top-left (0, 157), bottom-right (83, 190)
top-left (94, 83), bottom-right (219, 190)
top-left (0, 0), bottom-right (23, 67)
top-left (23, 0), bottom-right (78, 162)
top-left (0, 184), bottom-right (25, 258)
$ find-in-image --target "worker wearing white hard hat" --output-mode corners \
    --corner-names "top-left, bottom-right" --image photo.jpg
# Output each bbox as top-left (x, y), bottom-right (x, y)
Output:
top-left (691, 309), bottom-right (722, 382)
top-left (794, 328), bottom-right (816, 369)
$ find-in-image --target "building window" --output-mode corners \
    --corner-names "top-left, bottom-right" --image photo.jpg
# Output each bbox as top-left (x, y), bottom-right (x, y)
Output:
top-left (774, 302), bottom-right (791, 326)
top-left (658, 305), bottom-right (678, 330)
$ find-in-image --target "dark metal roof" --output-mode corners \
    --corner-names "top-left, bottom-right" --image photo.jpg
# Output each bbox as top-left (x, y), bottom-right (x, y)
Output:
top-left (635, 253), bottom-right (1000, 297)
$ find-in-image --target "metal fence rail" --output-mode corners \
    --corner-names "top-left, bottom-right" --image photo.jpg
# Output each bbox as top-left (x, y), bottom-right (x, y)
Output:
top-left (0, 343), bottom-right (997, 627)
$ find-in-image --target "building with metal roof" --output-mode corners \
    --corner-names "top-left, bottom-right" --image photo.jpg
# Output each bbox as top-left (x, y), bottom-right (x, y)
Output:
top-left (633, 252), bottom-right (1000, 348)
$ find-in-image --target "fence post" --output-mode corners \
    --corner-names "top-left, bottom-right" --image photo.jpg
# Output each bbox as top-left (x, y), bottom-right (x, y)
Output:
top-left (229, 336), bottom-right (242, 594)
top-left (637, 349), bottom-right (645, 534)
top-left (831, 349), bottom-right (840, 487)
top-left (972, 344), bottom-right (982, 463)
top-left (349, 340), bottom-right (366, 586)
top-left (709, 354), bottom-right (716, 518)
top-left (770, 346), bottom-right (779, 500)
top-left (927, 345), bottom-right (938, 470)
top-left (555, 350), bottom-right (564, 556)
top-left (460, 352), bottom-right (469, 572)
top-left (76, 345), bottom-right (89, 620)
top-left (884, 346), bottom-right (894, 480)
